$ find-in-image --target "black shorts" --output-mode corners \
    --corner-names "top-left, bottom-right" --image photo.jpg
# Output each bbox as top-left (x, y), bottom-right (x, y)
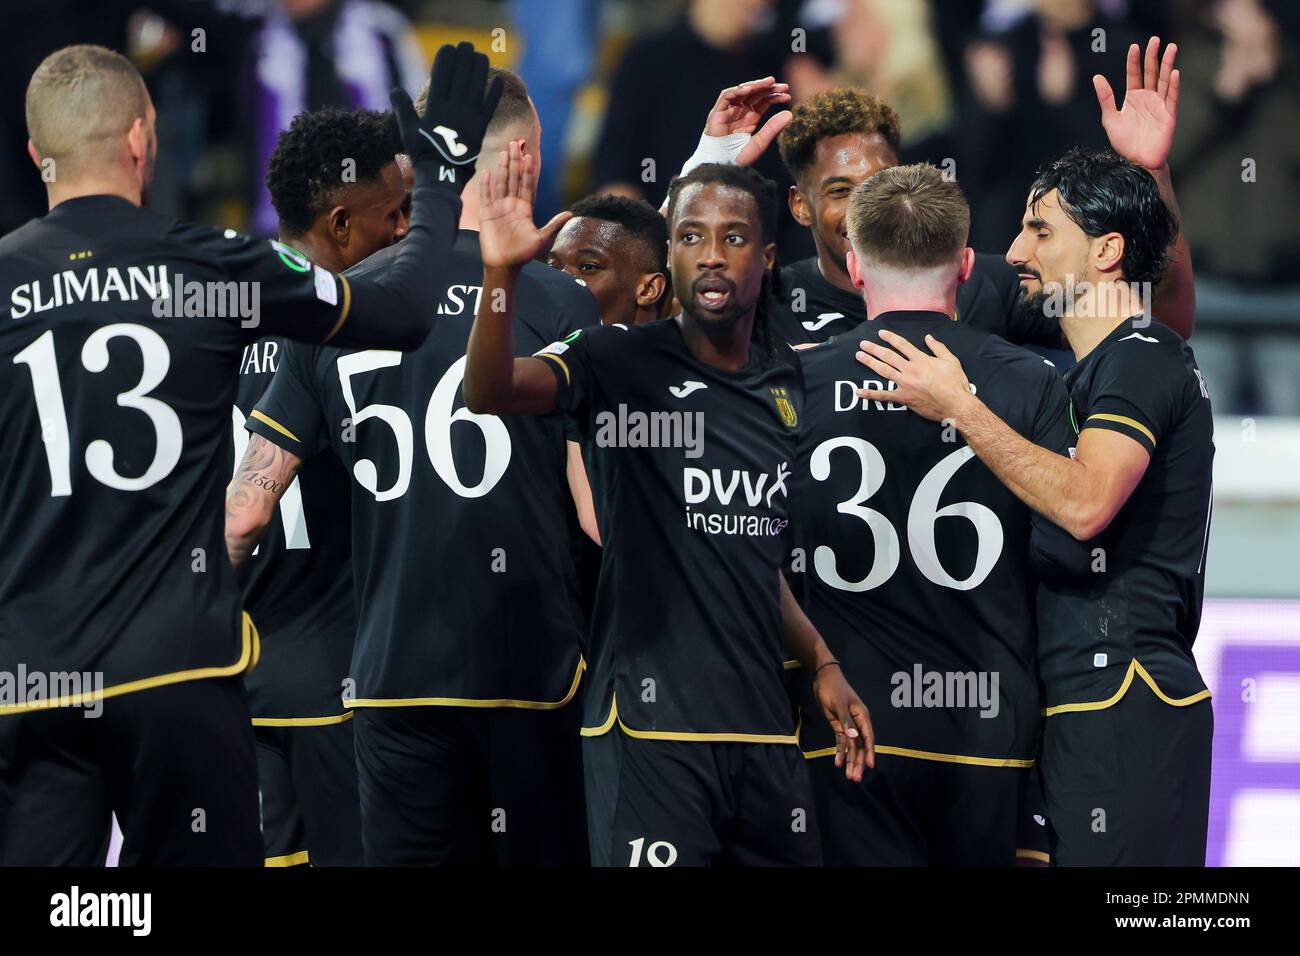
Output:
top-left (1042, 678), bottom-right (1213, 866)
top-left (807, 751), bottom-right (1024, 866)
top-left (255, 717), bottom-right (361, 867)
top-left (352, 704), bottom-right (587, 866)
top-left (0, 676), bottom-right (261, 866)
top-left (583, 731), bottom-right (821, 867)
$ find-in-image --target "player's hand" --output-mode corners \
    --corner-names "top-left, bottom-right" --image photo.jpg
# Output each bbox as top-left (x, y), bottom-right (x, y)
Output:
top-left (391, 41), bottom-right (503, 193)
top-left (856, 330), bottom-right (973, 423)
top-left (479, 140), bottom-right (571, 269)
top-left (1094, 37), bottom-right (1179, 172)
top-left (813, 664), bottom-right (875, 781)
top-left (703, 76), bottom-right (792, 167)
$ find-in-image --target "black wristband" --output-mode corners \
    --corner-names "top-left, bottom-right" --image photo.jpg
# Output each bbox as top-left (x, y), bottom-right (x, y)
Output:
top-left (814, 660), bottom-right (841, 677)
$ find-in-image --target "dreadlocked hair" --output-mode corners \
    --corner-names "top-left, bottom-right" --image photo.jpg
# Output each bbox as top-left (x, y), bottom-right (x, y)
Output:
top-left (665, 163), bottom-right (781, 362)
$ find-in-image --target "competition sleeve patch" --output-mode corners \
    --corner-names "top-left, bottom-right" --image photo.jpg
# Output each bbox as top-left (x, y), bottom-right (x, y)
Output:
top-left (534, 339), bottom-right (573, 385)
top-left (322, 273), bottom-right (352, 343)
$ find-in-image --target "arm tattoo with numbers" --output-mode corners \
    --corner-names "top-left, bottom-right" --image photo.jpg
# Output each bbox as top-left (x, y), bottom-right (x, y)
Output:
top-left (225, 434), bottom-right (302, 570)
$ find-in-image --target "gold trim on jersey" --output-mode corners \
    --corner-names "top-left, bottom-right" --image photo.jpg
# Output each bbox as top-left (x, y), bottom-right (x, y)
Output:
top-left (580, 693), bottom-right (799, 745)
top-left (1084, 412), bottom-right (1156, 447)
top-left (0, 612), bottom-right (260, 716)
top-left (252, 711), bottom-right (354, 728)
top-left (801, 743), bottom-right (1035, 767)
top-left (782, 659), bottom-right (801, 670)
top-left (344, 656), bottom-right (585, 710)
top-left (249, 409), bottom-right (301, 445)
top-left (265, 850), bottom-right (310, 867)
top-left (796, 708), bottom-right (1034, 766)
top-left (1043, 659), bottom-right (1211, 716)
top-left (536, 351), bottom-right (571, 385)
top-left (1016, 849), bottom-right (1051, 864)
top-left (323, 274), bottom-right (352, 343)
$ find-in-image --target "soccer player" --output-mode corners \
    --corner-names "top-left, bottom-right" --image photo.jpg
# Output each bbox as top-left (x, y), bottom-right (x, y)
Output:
top-left (225, 107), bottom-right (409, 868)
top-left (680, 39), bottom-right (1196, 347)
top-left (547, 195), bottom-right (670, 327)
top-left (857, 148), bottom-right (1214, 866)
top-left (239, 67), bottom-right (599, 866)
top-left (0, 41), bottom-right (500, 865)
top-left (465, 150), bottom-right (874, 867)
top-left (791, 163), bottom-right (1086, 865)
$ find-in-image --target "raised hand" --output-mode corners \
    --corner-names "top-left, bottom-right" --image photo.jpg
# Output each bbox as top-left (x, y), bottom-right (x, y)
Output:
top-left (478, 141), bottom-right (571, 270)
top-left (1094, 36), bottom-right (1179, 172)
top-left (391, 41), bottom-right (503, 193)
top-left (703, 76), bottom-right (793, 167)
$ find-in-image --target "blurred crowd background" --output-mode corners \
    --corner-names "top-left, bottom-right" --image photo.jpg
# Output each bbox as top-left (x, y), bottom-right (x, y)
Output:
top-left (0, 0), bottom-right (1297, 415)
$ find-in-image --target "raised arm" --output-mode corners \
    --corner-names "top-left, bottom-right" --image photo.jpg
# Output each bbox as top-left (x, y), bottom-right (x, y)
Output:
top-left (657, 77), bottom-right (793, 213)
top-left (225, 435), bottom-right (302, 570)
top-left (233, 43), bottom-right (500, 352)
top-left (1095, 37), bottom-right (1196, 338)
top-left (464, 142), bottom-right (573, 415)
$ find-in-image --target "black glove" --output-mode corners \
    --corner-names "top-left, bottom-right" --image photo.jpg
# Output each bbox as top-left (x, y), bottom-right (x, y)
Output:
top-left (390, 41), bottom-right (504, 193)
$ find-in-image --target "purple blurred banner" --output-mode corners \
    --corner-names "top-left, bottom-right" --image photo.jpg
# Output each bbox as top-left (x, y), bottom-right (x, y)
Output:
top-left (1197, 600), bottom-right (1300, 866)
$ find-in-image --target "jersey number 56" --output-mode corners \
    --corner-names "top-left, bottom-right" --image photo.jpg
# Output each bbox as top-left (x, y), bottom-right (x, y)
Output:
top-left (336, 352), bottom-right (511, 501)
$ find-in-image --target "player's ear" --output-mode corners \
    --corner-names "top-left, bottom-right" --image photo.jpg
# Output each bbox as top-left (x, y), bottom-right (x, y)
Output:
top-left (788, 184), bottom-right (812, 227)
top-left (126, 116), bottom-right (149, 165)
top-left (846, 248), bottom-right (864, 289)
top-left (637, 272), bottom-right (668, 310)
top-left (958, 247), bottom-right (975, 285)
top-left (1093, 231), bottom-right (1124, 275)
top-left (763, 242), bottom-right (776, 272)
top-left (26, 139), bottom-right (41, 170)
top-left (328, 206), bottom-right (350, 246)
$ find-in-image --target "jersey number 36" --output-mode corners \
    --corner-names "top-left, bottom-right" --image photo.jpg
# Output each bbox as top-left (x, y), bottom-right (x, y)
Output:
top-left (810, 438), bottom-right (1004, 592)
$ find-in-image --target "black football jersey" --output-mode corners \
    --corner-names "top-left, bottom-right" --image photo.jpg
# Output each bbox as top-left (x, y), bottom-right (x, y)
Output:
top-left (248, 232), bottom-right (596, 707)
top-left (0, 195), bottom-right (410, 713)
top-left (770, 254), bottom-right (1065, 349)
top-left (234, 336), bottom-right (356, 721)
top-left (791, 312), bottom-right (1084, 764)
top-left (541, 319), bottom-right (803, 741)
top-left (1040, 319), bottom-right (1214, 712)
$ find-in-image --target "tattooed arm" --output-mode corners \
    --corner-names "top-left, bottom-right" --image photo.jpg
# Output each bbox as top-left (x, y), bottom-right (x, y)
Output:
top-left (225, 435), bottom-right (303, 570)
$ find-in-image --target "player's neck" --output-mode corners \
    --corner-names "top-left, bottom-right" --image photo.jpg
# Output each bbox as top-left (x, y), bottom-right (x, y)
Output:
top-left (45, 176), bottom-right (141, 211)
top-left (862, 283), bottom-right (957, 322)
top-left (458, 171), bottom-right (485, 231)
top-left (815, 249), bottom-right (857, 295)
top-left (1059, 278), bottom-right (1149, 360)
top-left (279, 230), bottom-right (346, 274)
top-left (676, 311), bottom-right (754, 371)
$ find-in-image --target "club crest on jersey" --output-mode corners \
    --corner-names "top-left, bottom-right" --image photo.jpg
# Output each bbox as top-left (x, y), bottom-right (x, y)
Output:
top-left (770, 387), bottom-right (797, 428)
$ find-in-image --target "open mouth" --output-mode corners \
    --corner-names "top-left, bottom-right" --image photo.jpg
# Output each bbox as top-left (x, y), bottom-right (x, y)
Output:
top-left (693, 278), bottom-right (734, 313)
